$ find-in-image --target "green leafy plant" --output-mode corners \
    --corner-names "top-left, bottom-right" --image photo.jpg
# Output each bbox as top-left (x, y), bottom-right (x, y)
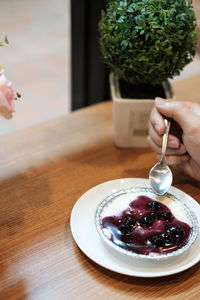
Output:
top-left (99, 0), bottom-right (197, 85)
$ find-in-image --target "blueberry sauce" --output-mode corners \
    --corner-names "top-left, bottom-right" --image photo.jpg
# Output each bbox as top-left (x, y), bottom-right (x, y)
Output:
top-left (102, 195), bottom-right (191, 255)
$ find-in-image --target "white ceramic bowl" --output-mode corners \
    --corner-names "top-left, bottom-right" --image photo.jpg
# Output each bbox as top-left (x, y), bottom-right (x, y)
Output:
top-left (95, 187), bottom-right (199, 261)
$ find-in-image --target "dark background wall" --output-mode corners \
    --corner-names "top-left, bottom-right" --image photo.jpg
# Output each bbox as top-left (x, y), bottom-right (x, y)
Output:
top-left (71, 0), bottom-right (110, 110)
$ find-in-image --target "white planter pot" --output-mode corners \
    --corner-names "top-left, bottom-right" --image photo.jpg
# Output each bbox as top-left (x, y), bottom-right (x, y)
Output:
top-left (110, 73), bottom-right (173, 148)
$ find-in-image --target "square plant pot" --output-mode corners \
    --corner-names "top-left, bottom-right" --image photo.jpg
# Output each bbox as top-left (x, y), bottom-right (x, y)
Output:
top-left (110, 73), bottom-right (174, 148)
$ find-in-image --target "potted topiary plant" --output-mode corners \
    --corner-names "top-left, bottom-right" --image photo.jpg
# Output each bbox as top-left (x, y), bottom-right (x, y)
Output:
top-left (98, 0), bottom-right (197, 148)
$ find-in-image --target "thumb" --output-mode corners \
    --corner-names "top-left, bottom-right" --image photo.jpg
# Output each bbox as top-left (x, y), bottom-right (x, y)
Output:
top-left (155, 98), bottom-right (200, 135)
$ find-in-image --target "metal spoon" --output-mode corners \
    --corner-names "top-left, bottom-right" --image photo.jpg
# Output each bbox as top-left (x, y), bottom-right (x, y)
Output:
top-left (149, 118), bottom-right (173, 195)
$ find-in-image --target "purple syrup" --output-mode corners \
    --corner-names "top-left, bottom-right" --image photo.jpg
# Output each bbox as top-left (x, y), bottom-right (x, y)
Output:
top-left (102, 195), bottom-right (191, 255)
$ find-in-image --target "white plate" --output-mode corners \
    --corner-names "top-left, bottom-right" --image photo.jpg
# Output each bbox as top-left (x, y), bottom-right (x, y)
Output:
top-left (70, 178), bottom-right (200, 278)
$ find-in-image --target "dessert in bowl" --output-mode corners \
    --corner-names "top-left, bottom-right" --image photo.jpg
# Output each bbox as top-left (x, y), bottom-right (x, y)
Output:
top-left (95, 187), bottom-right (199, 260)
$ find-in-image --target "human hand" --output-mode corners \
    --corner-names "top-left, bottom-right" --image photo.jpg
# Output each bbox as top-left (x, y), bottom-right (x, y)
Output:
top-left (147, 97), bottom-right (200, 181)
top-left (0, 71), bottom-right (16, 119)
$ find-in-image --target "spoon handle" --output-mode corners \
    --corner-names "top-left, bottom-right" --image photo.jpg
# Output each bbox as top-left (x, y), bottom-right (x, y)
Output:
top-left (160, 80), bottom-right (174, 164)
top-left (160, 119), bottom-right (171, 164)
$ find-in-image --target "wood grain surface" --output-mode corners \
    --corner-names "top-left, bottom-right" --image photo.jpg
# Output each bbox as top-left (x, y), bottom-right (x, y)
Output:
top-left (0, 76), bottom-right (200, 300)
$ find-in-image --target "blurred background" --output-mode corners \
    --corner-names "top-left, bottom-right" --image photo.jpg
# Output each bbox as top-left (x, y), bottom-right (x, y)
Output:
top-left (0, 0), bottom-right (70, 135)
top-left (0, 0), bottom-right (199, 135)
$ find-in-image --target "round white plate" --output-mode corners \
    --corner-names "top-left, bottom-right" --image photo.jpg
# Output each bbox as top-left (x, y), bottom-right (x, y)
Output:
top-left (70, 178), bottom-right (200, 278)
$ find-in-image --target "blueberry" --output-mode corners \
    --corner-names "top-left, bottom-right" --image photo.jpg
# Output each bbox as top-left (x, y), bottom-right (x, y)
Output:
top-left (119, 223), bottom-right (131, 234)
top-left (167, 225), bottom-right (185, 237)
top-left (148, 212), bottom-right (161, 220)
top-left (160, 211), bottom-right (173, 221)
top-left (150, 235), bottom-right (165, 248)
top-left (119, 217), bottom-right (135, 234)
top-left (160, 233), bottom-right (174, 245)
top-left (139, 215), bottom-right (154, 227)
top-left (148, 201), bottom-right (162, 211)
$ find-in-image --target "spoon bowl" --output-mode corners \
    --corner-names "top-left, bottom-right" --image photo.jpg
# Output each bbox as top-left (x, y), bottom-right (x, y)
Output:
top-left (149, 118), bottom-right (173, 195)
top-left (149, 162), bottom-right (173, 195)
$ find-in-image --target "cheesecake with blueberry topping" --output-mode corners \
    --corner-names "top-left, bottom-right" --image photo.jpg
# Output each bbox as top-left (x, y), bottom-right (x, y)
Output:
top-left (101, 194), bottom-right (191, 255)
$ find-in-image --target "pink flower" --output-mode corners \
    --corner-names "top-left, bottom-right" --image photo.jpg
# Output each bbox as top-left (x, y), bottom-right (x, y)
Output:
top-left (0, 71), bottom-right (16, 119)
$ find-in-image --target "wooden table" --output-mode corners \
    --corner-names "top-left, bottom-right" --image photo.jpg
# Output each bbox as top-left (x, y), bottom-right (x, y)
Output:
top-left (0, 75), bottom-right (200, 299)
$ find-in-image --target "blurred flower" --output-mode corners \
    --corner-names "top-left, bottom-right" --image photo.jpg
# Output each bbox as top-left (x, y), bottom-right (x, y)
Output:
top-left (0, 36), bottom-right (20, 119)
top-left (0, 71), bottom-right (16, 119)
